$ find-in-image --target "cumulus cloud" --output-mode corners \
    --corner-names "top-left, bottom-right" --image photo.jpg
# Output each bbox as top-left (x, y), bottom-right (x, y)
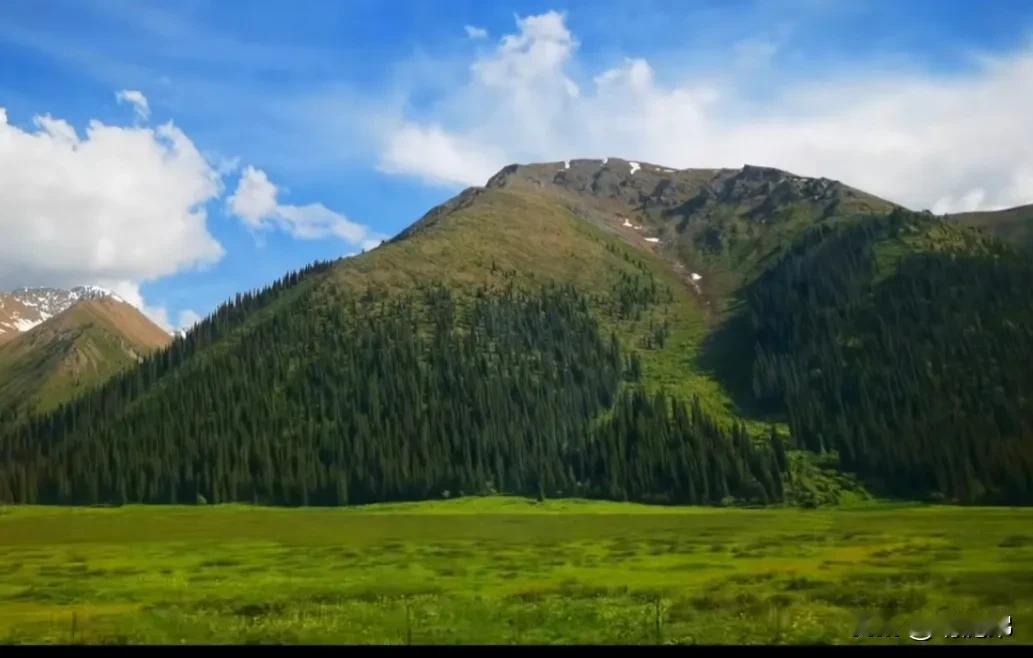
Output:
top-left (471, 11), bottom-right (579, 98)
top-left (0, 105), bottom-right (224, 327)
top-left (464, 25), bottom-right (488, 40)
top-left (228, 165), bottom-right (278, 226)
top-left (380, 124), bottom-right (509, 188)
top-left (228, 166), bottom-right (385, 247)
top-left (377, 11), bottom-right (1033, 212)
top-left (115, 89), bottom-right (150, 120)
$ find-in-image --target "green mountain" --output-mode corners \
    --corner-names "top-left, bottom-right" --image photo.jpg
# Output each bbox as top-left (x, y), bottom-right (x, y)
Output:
top-left (746, 210), bottom-right (1033, 502)
top-left (1, 159), bottom-right (1031, 506)
top-left (0, 297), bottom-right (171, 420)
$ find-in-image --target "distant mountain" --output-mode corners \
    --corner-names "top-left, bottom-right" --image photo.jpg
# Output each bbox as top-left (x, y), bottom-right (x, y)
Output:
top-left (0, 295), bottom-right (171, 417)
top-left (1, 159), bottom-right (1031, 507)
top-left (948, 203), bottom-right (1033, 251)
top-left (0, 286), bottom-right (130, 346)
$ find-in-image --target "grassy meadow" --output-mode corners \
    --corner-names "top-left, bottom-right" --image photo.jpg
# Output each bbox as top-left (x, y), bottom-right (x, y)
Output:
top-left (0, 497), bottom-right (1031, 645)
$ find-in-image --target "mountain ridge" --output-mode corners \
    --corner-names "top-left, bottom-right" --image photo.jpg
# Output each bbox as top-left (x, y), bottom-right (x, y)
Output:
top-left (0, 285), bottom-right (132, 346)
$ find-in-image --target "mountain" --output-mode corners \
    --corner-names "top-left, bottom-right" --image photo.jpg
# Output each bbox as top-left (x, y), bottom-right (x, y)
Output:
top-left (1, 159), bottom-right (1031, 506)
top-left (0, 286), bottom-right (131, 346)
top-left (948, 203), bottom-right (1033, 251)
top-left (424, 159), bottom-right (897, 304)
top-left (0, 295), bottom-right (171, 418)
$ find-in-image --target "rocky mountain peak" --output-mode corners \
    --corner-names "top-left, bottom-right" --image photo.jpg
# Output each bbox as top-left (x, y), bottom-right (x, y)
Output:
top-left (0, 285), bottom-right (127, 344)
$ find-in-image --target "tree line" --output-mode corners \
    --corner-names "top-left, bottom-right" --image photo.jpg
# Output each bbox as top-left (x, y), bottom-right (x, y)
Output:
top-left (0, 271), bottom-right (785, 506)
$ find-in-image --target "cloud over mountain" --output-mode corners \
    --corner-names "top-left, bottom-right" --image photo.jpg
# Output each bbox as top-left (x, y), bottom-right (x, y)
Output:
top-left (378, 11), bottom-right (1033, 213)
top-left (0, 103), bottom-right (224, 328)
top-left (229, 166), bottom-right (384, 249)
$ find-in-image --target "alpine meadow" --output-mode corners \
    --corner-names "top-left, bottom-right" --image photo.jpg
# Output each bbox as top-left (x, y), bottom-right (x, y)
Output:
top-left (2, 1), bottom-right (1033, 647)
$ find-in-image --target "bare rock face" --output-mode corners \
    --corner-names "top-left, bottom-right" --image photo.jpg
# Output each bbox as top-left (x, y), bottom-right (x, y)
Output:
top-left (482, 158), bottom-right (891, 230)
top-left (487, 158), bottom-right (725, 211)
top-left (483, 158), bottom-right (883, 219)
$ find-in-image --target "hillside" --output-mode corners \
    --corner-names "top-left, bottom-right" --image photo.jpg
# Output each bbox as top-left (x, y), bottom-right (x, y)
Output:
top-left (0, 160), bottom-right (1031, 506)
top-left (745, 209), bottom-right (1033, 502)
top-left (949, 203), bottom-right (1033, 251)
top-left (0, 297), bottom-right (171, 418)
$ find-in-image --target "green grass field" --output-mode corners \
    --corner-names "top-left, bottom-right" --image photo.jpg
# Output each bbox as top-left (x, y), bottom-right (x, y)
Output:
top-left (1, 497), bottom-right (1030, 645)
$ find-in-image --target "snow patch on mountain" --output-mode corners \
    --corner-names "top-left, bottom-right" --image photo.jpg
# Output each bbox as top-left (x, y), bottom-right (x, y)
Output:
top-left (0, 285), bottom-right (127, 341)
top-left (13, 317), bottom-right (41, 332)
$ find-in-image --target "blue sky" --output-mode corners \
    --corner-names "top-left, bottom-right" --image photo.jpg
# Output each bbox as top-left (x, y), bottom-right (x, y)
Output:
top-left (1, 0), bottom-right (1032, 328)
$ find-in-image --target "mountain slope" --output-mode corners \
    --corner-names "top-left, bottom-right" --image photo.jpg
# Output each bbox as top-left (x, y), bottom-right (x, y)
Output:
top-left (741, 209), bottom-right (1033, 502)
top-left (949, 203), bottom-right (1033, 251)
top-left (330, 183), bottom-right (759, 424)
top-left (0, 297), bottom-right (171, 417)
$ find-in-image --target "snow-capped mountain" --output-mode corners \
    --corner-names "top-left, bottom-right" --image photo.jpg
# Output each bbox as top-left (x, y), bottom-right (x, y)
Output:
top-left (0, 285), bottom-right (126, 344)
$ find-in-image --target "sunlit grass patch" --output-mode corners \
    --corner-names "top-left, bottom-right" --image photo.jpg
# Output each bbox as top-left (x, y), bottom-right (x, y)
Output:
top-left (1, 498), bottom-right (1031, 644)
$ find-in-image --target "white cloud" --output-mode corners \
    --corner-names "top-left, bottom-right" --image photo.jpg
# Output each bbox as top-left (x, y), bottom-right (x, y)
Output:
top-left (376, 11), bottom-right (1033, 212)
top-left (0, 105), bottom-right (225, 326)
top-left (228, 165), bottom-right (278, 227)
top-left (115, 89), bottom-right (151, 120)
top-left (380, 123), bottom-right (509, 188)
top-left (464, 25), bottom-right (488, 40)
top-left (177, 309), bottom-right (202, 330)
top-left (228, 166), bottom-right (386, 246)
top-left (471, 11), bottom-right (579, 97)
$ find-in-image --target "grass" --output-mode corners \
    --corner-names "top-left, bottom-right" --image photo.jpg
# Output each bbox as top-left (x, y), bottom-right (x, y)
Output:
top-left (1, 497), bottom-right (1030, 645)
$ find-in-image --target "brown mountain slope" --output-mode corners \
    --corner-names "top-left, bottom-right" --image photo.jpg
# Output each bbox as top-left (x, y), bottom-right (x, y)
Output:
top-left (0, 297), bottom-right (171, 416)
